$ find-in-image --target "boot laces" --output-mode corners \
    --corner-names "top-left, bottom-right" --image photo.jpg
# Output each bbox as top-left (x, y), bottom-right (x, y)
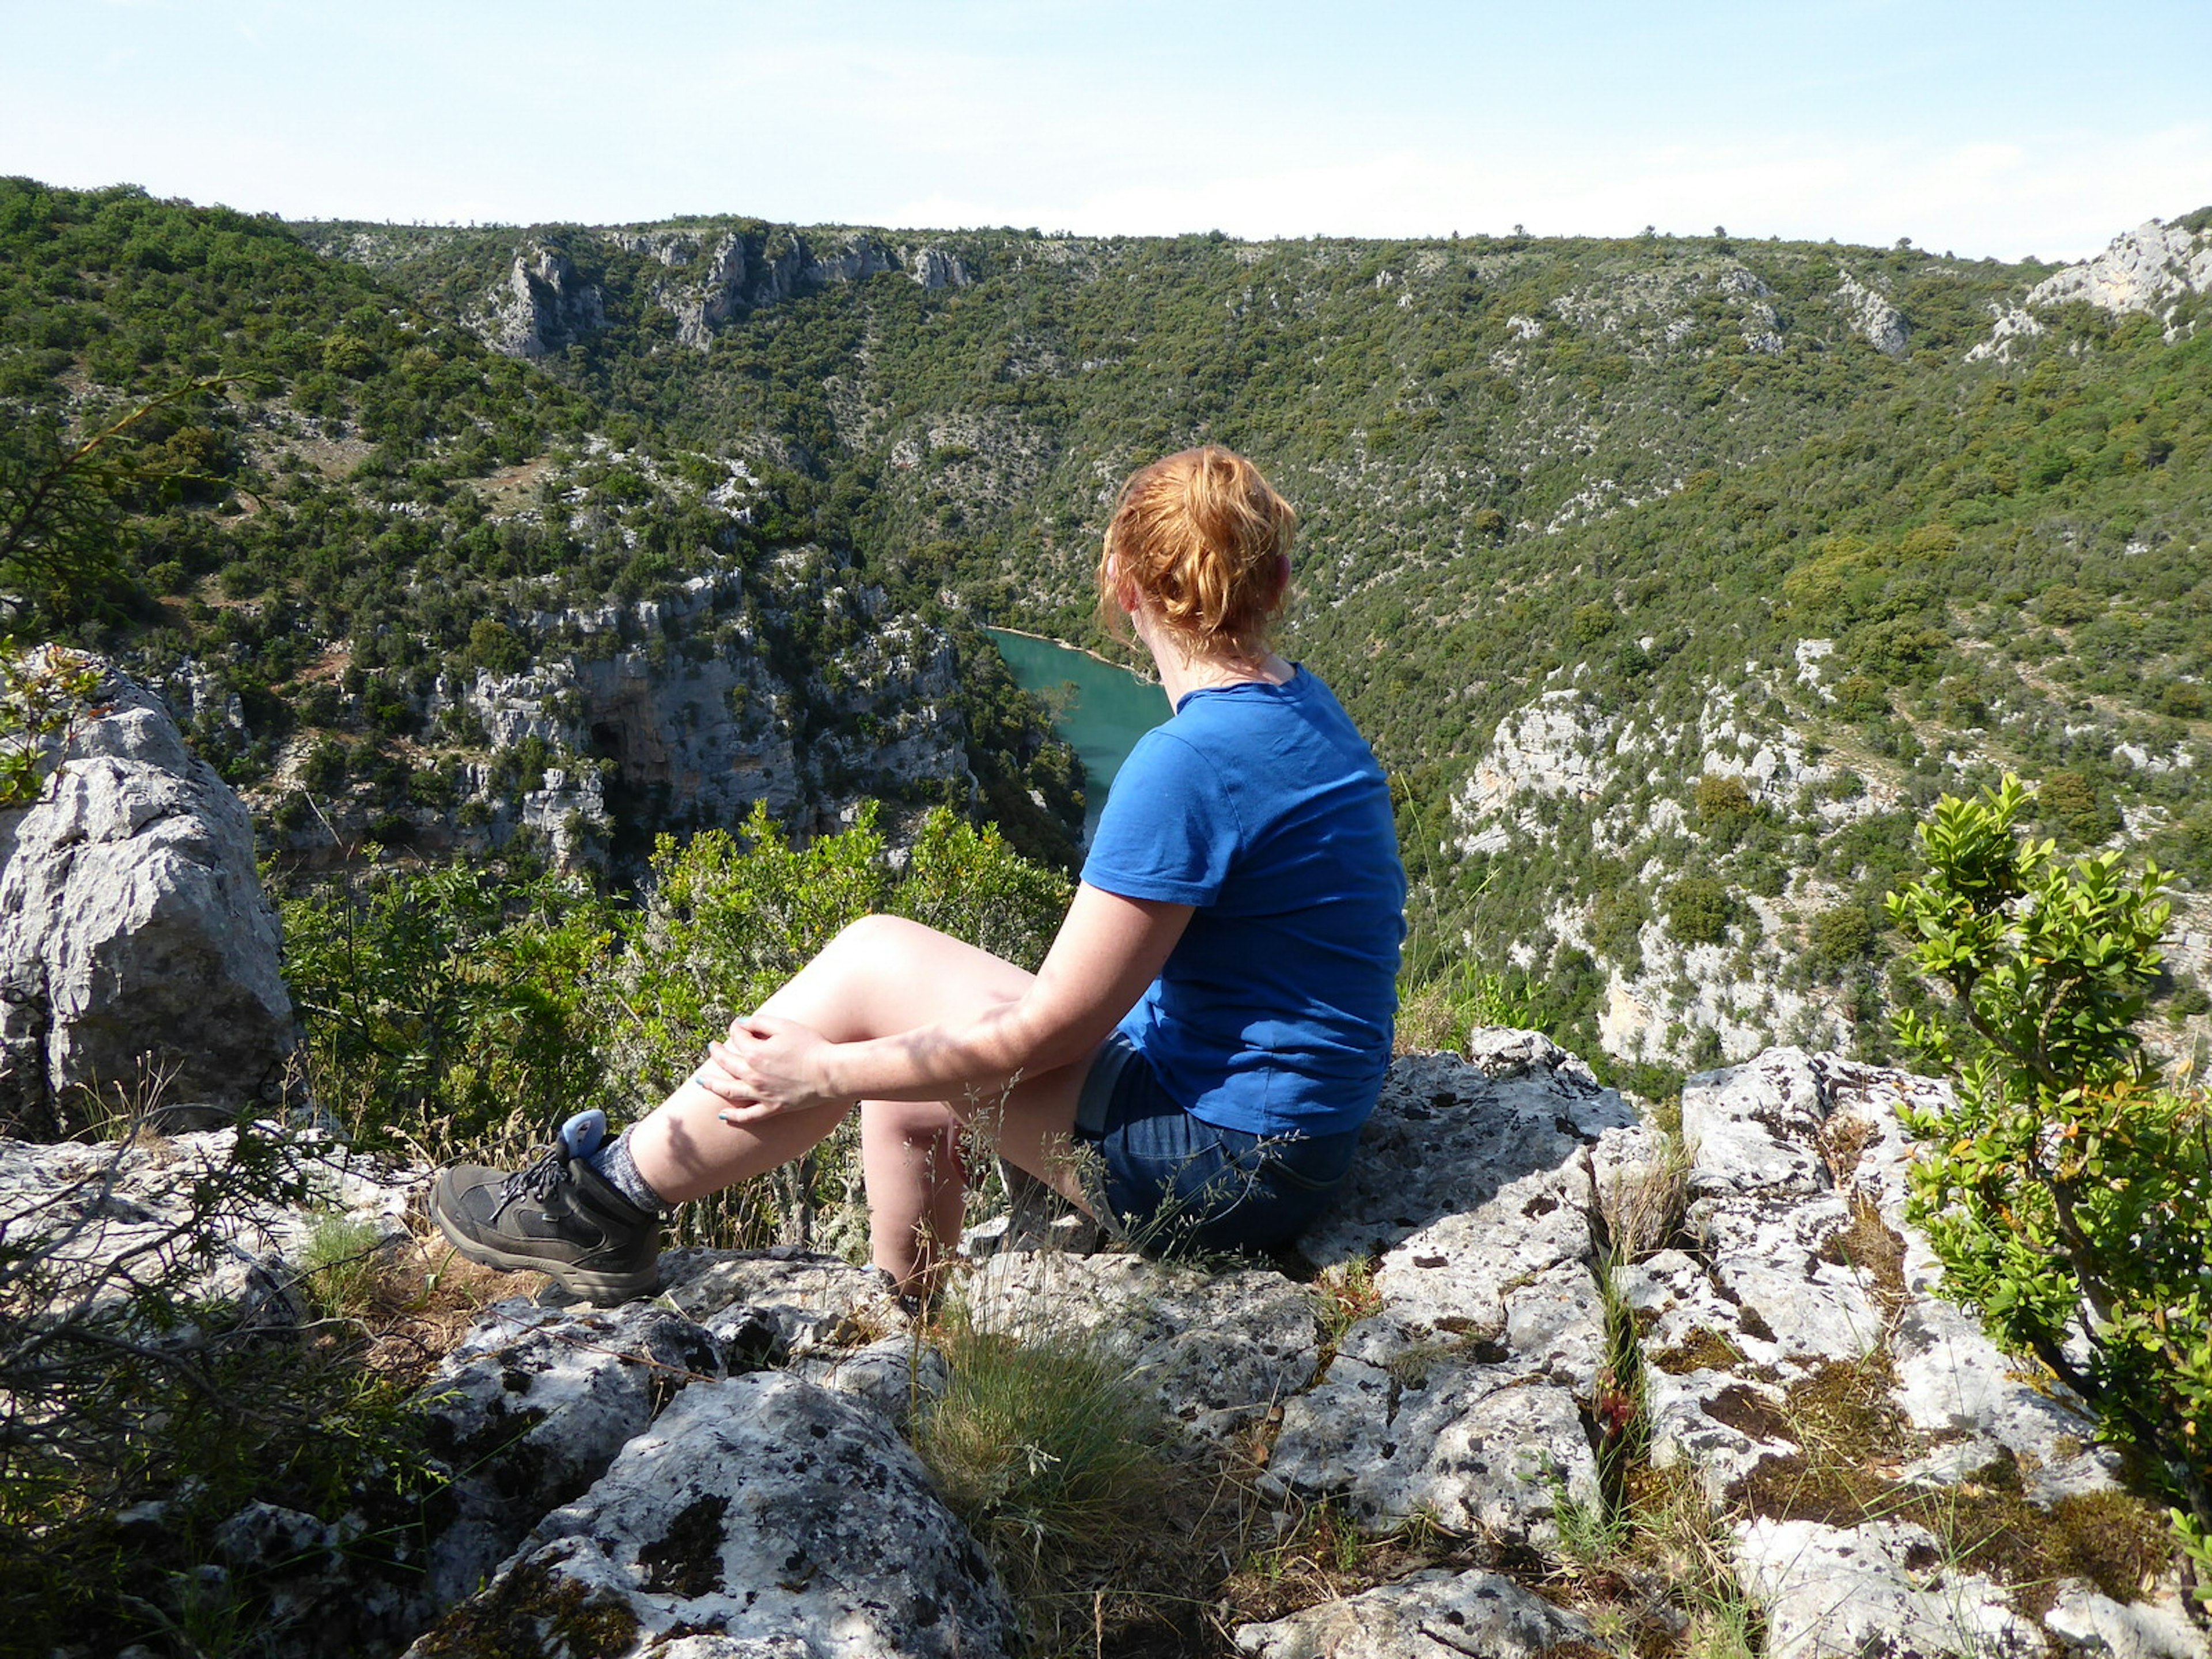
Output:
top-left (499, 1142), bottom-right (572, 1205)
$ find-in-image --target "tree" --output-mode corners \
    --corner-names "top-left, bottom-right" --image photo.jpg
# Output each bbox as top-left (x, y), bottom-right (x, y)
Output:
top-left (0, 381), bottom-right (233, 626)
top-left (1887, 775), bottom-right (2211, 1586)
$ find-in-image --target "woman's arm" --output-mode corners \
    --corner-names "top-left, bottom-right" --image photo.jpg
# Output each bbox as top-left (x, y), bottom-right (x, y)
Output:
top-left (699, 883), bottom-right (1192, 1122)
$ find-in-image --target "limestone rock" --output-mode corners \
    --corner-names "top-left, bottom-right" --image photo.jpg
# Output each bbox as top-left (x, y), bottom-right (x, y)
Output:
top-left (1268, 1355), bottom-right (1598, 1546)
top-left (792, 1331), bottom-right (949, 1429)
top-left (1453, 691), bottom-right (1619, 853)
top-left (1966, 304), bottom-right (2047, 363)
top-left (408, 1372), bottom-right (1016, 1659)
top-left (480, 239), bottom-right (607, 358)
top-left (964, 1249), bottom-right (1320, 1439)
top-left (2028, 218), bottom-right (2212, 319)
top-left (660, 1245), bottom-right (907, 1350)
top-left (420, 1298), bottom-right (726, 1607)
top-left (0, 659), bottom-right (291, 1132)
top-left (1233, 1567), bottom-right (1595, 1658)
top-left (0, 1122), bottom-right (418, 1329)
top-left (2044, 1581), bottom-right (2210, 1659)
top-left (416, 556), bottom-right (974, 854)
top-left (1837, 272), bottom-right (1911, 354)
top-left (1300, 1049), bottom-right (1626, 1359)
top-left (1734, 1517), bottom-right (2043, 1658)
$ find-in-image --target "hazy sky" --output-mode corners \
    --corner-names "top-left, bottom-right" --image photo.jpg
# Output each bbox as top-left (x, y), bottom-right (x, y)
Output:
top-left (6, 0), bottom-right (2209, 260)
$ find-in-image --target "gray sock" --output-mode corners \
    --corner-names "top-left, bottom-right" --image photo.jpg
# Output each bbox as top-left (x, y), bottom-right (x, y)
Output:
top-left (585, 1126), bottom-right (672, 1215)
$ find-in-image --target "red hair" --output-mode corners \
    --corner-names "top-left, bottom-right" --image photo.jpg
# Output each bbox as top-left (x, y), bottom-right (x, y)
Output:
top-left (1096, 446), bottom-right (1296, 657)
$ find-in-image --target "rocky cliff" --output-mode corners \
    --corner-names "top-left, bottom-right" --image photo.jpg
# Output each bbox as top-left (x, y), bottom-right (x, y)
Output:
top-left (464, 225), bottom-right (974, 361)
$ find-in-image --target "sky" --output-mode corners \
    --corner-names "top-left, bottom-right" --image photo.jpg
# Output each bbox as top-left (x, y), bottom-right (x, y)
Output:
top-left (5, 0), bottom-right (2209, 262)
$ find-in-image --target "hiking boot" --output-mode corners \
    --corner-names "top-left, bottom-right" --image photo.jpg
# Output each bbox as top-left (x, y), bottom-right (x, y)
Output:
top-left (429, 1112), bottom-right (661, 1304)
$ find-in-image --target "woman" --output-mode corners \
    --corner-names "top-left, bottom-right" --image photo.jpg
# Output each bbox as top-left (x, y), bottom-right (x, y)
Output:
top-left (431, 446), bottom-right (1406, 1302)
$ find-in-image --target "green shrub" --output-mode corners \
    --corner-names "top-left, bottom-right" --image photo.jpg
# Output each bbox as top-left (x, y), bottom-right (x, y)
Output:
top-left (2036, 769), bottom-right (2123, 846)
top-left (1666, 876), bottom-right (1732, 946)
top-left (282, 861), bottom-right (614, 1157)
top-left (1887, 774), bottom-right (2211, 1581)
top-left (1808, 905), bottom-right (1877, 972)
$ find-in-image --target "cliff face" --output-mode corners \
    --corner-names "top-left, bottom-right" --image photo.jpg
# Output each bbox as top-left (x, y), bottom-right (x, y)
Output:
top-left (1449, 673), bottom-right (1922, 1071)
top-left (468, 226), bottom-right (974, 359)
top-left (246, 546), bottom-right (977, 872)
top-left (1968, 213), bottom-right (2212, 359)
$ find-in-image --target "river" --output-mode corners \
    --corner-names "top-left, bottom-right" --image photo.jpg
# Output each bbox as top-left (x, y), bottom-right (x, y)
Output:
top-left (983, 628), bottom-right (1169, 843)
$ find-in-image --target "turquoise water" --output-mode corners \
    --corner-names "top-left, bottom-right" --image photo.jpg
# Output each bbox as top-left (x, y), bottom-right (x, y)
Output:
top-left (984, 628), bottom-right (1168, 842)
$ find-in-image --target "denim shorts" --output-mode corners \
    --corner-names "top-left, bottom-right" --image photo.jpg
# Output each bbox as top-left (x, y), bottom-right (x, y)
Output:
top-left (1071, 1033), bottom-right (1362, 1253)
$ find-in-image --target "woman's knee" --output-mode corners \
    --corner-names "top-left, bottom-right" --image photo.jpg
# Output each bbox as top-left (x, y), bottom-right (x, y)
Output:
top-left (825, 912), bottom-right (933, 963)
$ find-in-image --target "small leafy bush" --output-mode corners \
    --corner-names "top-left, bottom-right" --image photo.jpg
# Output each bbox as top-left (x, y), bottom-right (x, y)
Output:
top-left (0, 643), bottom-right (100, 808)
top-left (1887, 774), bottom-right (2211, 1580)
top-left (282, 861), bottom-right (615, 1157)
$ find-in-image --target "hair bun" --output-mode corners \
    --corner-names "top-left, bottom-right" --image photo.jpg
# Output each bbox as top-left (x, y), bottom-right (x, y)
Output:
top-left (1096, 447), bottom-right (1297, 656)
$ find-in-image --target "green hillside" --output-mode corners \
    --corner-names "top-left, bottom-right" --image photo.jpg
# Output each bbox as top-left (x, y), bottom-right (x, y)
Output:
top-left (6, 179), bottom-right (2207, 1078)
top-left (0, 180), bottom-right (1082, 868)
top-left (302, 207), bottom-right (2212, 1077)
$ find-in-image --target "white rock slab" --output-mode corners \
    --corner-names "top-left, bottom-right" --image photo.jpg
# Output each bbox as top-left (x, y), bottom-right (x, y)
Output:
top-left (1233, 1567), bottom-right (1594, 1658)
top-left (1735, 1517), bottom-right (2043, 1659)
top-left (963, 1249), bottom-right (1319, 1439)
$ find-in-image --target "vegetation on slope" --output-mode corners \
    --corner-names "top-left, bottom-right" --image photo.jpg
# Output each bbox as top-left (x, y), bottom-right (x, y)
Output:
top-left (315, 206), bottom-right (2212, 1074)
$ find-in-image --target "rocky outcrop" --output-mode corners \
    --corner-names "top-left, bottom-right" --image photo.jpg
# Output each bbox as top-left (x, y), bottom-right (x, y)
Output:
top-left (10, 1035), bottom-right (2195, 1656)
top-left (1837, 271), bottom-right (1911, 355)
top-left (1965, 302), bottom-right (2047, 363)
top-left (422, 1299), bottom-right (730, 1606)
top-left (262, 544), bottom-right (982, 869)
top-left (2027, 216), bottom-right (2212, 319)
top-left (0, 1119), bottom-right (417, 1325)
top-left (470, 226), bottom-right (974, 359)
top-left (480, 239), bottom-right (608, 359)
top-left (1966, 214), bottom-right (2212, 359)
top-left (1453, 690), bottom-right (1619, 851)
top-left (0, 659), bottom-right (292, 1132)
top-left (410, 1372), bottom-right (1016, 1659)
top-left (444, 559), bottom-right (972, 848)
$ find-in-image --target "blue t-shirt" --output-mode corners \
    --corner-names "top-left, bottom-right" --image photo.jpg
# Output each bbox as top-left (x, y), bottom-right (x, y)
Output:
top-left (1080, 668), bottom-right (1406, 1137)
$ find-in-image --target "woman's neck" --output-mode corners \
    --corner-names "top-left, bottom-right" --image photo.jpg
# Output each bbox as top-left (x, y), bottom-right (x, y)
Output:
top-left (1134, 609), bottom-right (1292, 706)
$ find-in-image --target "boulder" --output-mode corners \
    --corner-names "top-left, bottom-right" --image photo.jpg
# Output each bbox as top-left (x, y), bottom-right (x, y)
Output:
top-left (2044, 1581), bottom-right (2210, 1659)
top-left (407, 1372), bottom-right (1017, 1659)
top-left (0, 657), bottom-right (291, 1134)
top-left (419, 1298), bottom-right (727, 1606)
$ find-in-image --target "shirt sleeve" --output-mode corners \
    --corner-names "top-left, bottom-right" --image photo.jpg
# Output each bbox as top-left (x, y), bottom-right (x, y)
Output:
top-left (1079, 728), bottom-right (1241, 905)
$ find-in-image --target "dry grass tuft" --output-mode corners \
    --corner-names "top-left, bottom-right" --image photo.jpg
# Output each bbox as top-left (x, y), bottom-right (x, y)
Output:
top-left (1601, 1130), bottom-right (1696, 1263)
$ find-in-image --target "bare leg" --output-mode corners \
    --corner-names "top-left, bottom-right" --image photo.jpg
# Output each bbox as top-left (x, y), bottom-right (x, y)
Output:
top-left (862, 1099), bottom-right (967, 1289)
top-left (624, 916), bottom-right (1101, 1274)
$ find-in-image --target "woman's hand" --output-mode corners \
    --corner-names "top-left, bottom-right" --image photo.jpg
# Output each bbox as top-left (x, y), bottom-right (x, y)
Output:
top-left (695, 1014), bottom-right (841, 1125)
